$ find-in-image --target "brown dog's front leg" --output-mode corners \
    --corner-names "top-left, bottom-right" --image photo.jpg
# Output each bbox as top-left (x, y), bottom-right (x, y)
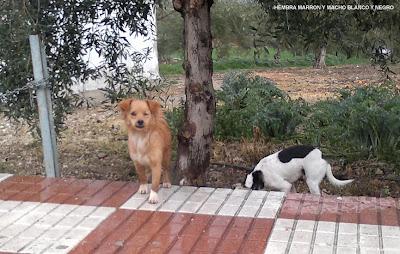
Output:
top-left (148, 163), bottom-right (162, 204)
top-left (162, 170), bottom-right (172, 188)
top-left (134, 162), bottom-right (148, 194)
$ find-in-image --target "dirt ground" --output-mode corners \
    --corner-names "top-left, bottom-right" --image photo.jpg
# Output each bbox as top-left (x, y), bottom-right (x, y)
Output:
top-left (1, 64), bottom-right (399, 197)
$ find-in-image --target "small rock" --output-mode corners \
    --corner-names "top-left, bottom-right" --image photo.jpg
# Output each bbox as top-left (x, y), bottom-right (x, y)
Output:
top-left (115, 240), bottom-right (124, 247)
top-left (56, 245), bottom-right (68, 250)
top-left (232, 183), bottom-right (244, 189)
top-left (375, 168), bottom-right (384, 175)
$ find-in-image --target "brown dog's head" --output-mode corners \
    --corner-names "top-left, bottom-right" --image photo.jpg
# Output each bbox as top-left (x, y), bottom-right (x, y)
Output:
top-left (118, 99), bottom-right (161, 131)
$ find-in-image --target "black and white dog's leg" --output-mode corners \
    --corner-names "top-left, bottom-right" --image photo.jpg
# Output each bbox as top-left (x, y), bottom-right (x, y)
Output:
top-left (306, 179), bottom-right (321, 195)
top-left (303, 158), bottom-right (327, 195)
top-left (269, 177), bottom-right (292, 193)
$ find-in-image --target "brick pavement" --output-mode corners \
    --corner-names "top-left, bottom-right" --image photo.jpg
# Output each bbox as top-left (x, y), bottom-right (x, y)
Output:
top-left (0, 173), bottom-right (398, 254)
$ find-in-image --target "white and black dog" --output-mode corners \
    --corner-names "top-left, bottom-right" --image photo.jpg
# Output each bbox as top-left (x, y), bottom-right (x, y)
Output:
top-left (244, 145), bottom-right (354, 195)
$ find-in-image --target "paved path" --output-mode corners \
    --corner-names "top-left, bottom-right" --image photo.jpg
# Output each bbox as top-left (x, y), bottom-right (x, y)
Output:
top-left (0, 173), bottom-right (398, 254)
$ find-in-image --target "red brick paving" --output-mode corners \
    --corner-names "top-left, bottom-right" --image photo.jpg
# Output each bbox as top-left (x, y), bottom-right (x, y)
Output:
top-left (65, 179), bottom-right (110, 205)
top-left (70, 209), bottom-right (134, 253)
top-left (298, 200), bottom-right (321, 220)
top-left (319, 200), bottom-right (340, 221)
top-left (379, 197), bottom-right (399, 226)
top-left (69, 210), bottom-right (274, 254)
top-left (83, 181), bottom-right (127, 206)
top-left (278, 193), bottom-right (400, 227)
top-left (279, 199), bottom-right (302, 219)
top-left (1, 175), bottom-right (399, 253)
top-left (0, 176), bottom-right (138, 208)
top-left (101, 182), bottom-right (139, 207)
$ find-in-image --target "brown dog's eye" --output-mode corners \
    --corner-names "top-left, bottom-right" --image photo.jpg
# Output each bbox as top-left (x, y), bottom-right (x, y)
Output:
top-left (130, 112), bottom-right (137, 116)
top-left (144, 112), bottom-right (149, 116)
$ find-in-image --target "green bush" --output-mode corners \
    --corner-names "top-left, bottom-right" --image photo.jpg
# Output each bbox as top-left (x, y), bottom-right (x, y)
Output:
top-left (165, 105), bottom-right (184, 138)
top-left (215, 72), bottom-right (308, 140)
top-left (304, 83), bottom-right (400, 163)
top-left (164, 72), bottom-right (399, 166)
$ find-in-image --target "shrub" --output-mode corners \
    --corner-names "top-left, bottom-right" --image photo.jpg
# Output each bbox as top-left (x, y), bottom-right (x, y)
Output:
top-left (304, 83), bottom-right (400, 163)
top-left (215, 72), bottom-right (308, 140)
top-left (165, 105), bottom-right (184, 138)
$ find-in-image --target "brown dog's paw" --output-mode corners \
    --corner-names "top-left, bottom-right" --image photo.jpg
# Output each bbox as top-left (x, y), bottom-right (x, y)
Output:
top-left (148, 190), bottom-right (159, 204)
top-left (162, 182), bottom-right (172, 188)
top-left (139, 184), bottom-right (148, 194)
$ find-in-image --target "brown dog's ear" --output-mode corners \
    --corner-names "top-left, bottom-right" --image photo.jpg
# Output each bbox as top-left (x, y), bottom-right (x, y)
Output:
top-left (118, 99), bottom-right (132, 114)
top-left (146, 100), bottom-right (161, 117)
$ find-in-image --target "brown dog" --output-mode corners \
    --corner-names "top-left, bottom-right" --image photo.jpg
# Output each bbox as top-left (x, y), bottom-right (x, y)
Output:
top-left (118, 99), bottom-right (172, 203)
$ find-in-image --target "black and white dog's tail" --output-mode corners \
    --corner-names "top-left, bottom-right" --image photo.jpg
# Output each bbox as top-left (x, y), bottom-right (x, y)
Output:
top-left (325, 164), bottom-right (354, 186)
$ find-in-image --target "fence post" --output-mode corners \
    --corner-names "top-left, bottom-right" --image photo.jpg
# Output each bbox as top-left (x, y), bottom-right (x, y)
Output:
top-left (29, 35), bottom-right (60, 177)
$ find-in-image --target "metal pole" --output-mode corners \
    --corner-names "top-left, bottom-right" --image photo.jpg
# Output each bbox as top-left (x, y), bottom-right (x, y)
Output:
top-left (152, 6), bottom-right (160, 79)
top-left (29, 35), bottom-right (60, 177)
top-left (40, 38), bottom-right (59, 177)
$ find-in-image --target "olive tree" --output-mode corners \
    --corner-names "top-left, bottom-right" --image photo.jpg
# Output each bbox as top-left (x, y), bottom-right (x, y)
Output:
top-left (173, 0), bottom-right (215, 185)
top-left (0, 0), bottom-right (154, 134)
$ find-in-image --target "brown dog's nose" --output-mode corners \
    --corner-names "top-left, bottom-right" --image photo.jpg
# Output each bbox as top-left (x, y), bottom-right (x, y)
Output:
top-left (137, 120), bottom-right (144, 126)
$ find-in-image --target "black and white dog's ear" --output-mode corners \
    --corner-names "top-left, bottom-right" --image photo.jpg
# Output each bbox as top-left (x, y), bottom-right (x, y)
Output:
top-left (251, 170), bottom-right (265, 190)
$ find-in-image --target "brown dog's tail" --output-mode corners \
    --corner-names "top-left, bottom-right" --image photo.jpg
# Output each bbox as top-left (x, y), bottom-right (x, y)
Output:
top-left (326, 164), bottom-right (354, 186)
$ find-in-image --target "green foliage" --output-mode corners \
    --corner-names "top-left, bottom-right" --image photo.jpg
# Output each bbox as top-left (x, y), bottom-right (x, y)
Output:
top-left (99, 50), bottom-right (164, 103)
top-left (0, 0), bottom-right (154, 135)
top-left (164, 70), bottom-right (400, 166)
top-left (159, 63), bottom-right (184, 75)
top-left (165, 105), bottom-right (184, 138)
top-left (157, 0), bottom-right (274, 63)
top-left (157, 0), bottom-right (398, 72)
top-left (303, 83), bottom-right (400, 163)
top-left (156, 2), bottom-right (183, 63)
top-left (257, 0), bottom-right (400, 67)
top-left (159, 48), bottom-right (368, 75)
top-left (215, 72), bottom-right (308, 140)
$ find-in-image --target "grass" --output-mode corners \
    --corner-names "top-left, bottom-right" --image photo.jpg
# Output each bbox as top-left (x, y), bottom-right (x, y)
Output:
top-left (159, 48), bottom-right (369, 75)
top-left (159, 63), bottom-right (184, 76)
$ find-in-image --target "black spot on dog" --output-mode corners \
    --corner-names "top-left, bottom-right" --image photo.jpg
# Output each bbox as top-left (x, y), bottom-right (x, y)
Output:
top-left (251, 170), bottom-right (265, 190)
top-left (278, 145), bottom-right (315, 163)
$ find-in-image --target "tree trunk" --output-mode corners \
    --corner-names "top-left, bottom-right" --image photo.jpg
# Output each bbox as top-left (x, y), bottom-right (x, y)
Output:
top-left (314, 42), bottom-right (327, 69)
top-left (173, 0), bottom-right (215, 186)
top-left (273, 47), bottom-right (281, 64)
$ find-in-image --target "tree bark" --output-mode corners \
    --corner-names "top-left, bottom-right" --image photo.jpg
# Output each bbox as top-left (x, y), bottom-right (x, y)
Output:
top-left (273, 46), bottom-right (281, 65)
top-left (314, 42), bottom-right (327, 69)
top-left (173, 0), bottom-right (215, 186)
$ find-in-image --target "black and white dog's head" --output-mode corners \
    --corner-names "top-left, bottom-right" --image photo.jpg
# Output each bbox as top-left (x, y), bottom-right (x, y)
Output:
top-left (244, 170), bottom-right (265, 190)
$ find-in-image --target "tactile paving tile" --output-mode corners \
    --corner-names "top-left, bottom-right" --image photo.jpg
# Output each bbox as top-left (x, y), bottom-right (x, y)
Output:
top-left (0, 200), bottom-right (115, 253)
top-left (266, 194), bottom-right (400, 254)
top-left (264, 218), bottom-right (400, 254)
top-left (1, 175), bottom-right (399, 254)
top-left (0, 174), bottom-right (12, 182)
top-left (120, 185), bottom-right (285, 219)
